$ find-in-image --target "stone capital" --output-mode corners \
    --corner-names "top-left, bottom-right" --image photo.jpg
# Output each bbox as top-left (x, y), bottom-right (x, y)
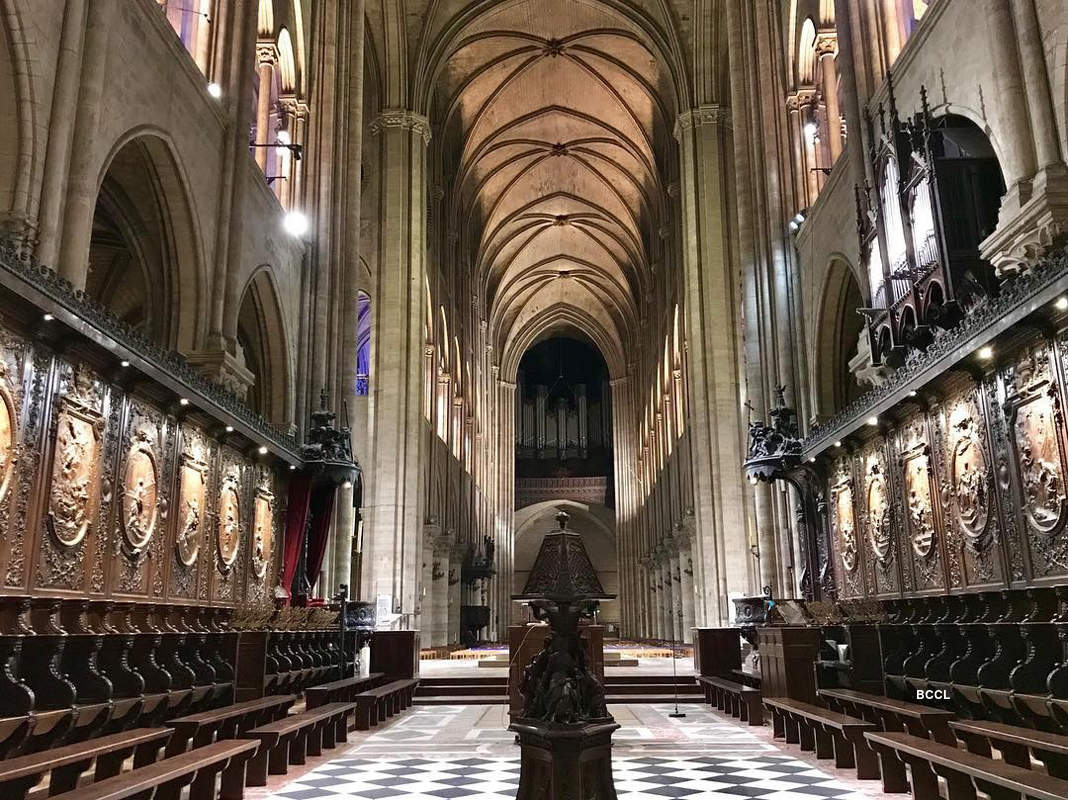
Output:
top-left (815, 31), bottom-right (838, 58)
top-left (673, 104), bottom-right (730, 141)
top-left (256, 41), bottom-right (279, 67)
top-left (370, 108), bottom-right (432, 145)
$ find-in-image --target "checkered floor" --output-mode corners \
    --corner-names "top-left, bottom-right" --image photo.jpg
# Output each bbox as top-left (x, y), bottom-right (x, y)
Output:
top-left (271, 754), bottom-right (869, 800)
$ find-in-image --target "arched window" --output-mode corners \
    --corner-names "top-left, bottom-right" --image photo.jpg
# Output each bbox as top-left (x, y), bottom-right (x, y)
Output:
top-left (355, 291), bottom-right (371, 396)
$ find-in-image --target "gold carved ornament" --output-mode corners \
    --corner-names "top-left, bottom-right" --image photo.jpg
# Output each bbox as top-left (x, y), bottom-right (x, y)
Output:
top-left (217, 474), bottom-right (241, 571)
top-left (120, 431), bottom-right (159, 558)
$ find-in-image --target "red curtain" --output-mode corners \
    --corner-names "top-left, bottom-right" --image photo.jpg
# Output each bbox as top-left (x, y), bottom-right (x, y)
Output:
top-left (305, 485), bottom-right (336, 598)
top-left (282, 476), bottom-right (313, 601)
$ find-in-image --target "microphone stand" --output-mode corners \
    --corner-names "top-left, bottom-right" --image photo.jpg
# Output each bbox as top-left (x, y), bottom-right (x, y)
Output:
top-left (668, 612), bottom-right (685, 718)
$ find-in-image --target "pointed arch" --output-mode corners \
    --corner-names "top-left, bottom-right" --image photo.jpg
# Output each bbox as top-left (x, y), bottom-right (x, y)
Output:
top-left (237, 265), bottom-right (293, 425)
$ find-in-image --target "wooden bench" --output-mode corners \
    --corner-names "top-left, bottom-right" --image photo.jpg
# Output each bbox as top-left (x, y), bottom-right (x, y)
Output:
top-left (866, 730), bottom-right (1068, 800)
top-left (0, 728), bottom-right (173, 800)
top-left (305, 673), bottom-right (385, 709)
top-left (354, 679), bottom-right (419, 731)
top-left (763, 698), bottom-right (878, 779)
top-left (819, 687), bottom-right (956, 793)
top-left (48, 738), bottom-right (259, 800)
top-left (951, 720), bottom-right (1068, 779)
top-left (244, 702), bottom-right (356, 786)
top-left (697, 675), bottom-right (762, 725)
top-left (165, 694), bottom-right (295, 756)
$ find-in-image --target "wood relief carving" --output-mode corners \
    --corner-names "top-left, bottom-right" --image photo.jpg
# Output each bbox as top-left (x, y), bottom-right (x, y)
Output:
top-left (217, 473), bottom-right (241, 572)
top-left (1009, 351), bottom-right (1066, 537)
top-left (947, 408), bottom-right (992, 551)
top-left (47, 368), bottom-right (103, 550)
top-left (905, 448), bottom-right (936, 557)
top-left (176, 449), bottom-right (208, 568)
top-left (120, 429), bottom-right (159, 558)
top-left (251, 490), bottom-right (273, 580)
top-left (832, 478), bottom-right (857, 573)
top-left (0, 332), bottom-right (30, 590)
top-left (866, 462), bottom-right (892, 565)
top-left (0, 376), bottom-right (16, 505)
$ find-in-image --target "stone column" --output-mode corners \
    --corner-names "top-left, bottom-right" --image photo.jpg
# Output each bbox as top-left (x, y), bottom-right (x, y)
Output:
top-left (432, 535), bottom-right (450, 647)
top-left (449, 540), bottom-right (465, 645)
top-left (667, 539), bottom-right (682, 643)
top-left (361, 110), bottom-right (430, 620)
top-left (56, 0), bottom-right (118, 286)
top-left (254, 42), bottom-right (278, 170)
top-left (785, 94), bottom-right (808, 210)
top-left (798, 91), bottom-right (821, 199)
top-left (675, 106), bottom-right (754, 625)
top-left (677, 522), bottom-right (696, 644)
top-left (639, 556), bottom-right (654, 639)
top-left (816, 33), bottom-right (843, 163)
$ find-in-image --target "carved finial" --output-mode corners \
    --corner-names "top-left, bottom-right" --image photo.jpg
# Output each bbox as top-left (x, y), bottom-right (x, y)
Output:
top-left (555, 510), bottom-right (570, 530)
top-left (319, 388), bottom-right (328, 410)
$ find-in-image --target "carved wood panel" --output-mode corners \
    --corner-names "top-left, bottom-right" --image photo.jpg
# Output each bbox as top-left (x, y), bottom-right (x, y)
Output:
top-left (829, 454), bottom-right (863, 598)
top-left (858, 440), bottom-right (900, 597)
top-left (1007, 341), bottom-right (1068, 580)
top-left (211, 447), bottom-right (248, 605)
top-left (0, 329), bottom-right (38, 590)
top-left (34, 361), bottom-right (108, 593)
top-left (168, 424), bottom-right (212, 601)
top-left (897, 417), bottom-right (947, 593)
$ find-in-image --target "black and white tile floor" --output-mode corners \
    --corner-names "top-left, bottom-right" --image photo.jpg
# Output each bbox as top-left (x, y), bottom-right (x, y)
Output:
top-left (266, 703), bottom-right (879, 800)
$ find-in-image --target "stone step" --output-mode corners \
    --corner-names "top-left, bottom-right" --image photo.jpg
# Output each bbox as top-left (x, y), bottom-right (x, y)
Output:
top-left (416, 683), bottom-right (506, 696)
top-left (414, 695), bottom-right (507, 706)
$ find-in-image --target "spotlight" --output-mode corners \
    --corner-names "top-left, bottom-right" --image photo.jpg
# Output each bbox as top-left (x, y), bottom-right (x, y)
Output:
top-left (809, 456), bottom-right (816, 463)
top-left (1056, 296), bottom-right (1068, 311)
top-left (42, 313), bottom-right (54, 322)
top-left (207, 82), bottom-right (222, 99)
top-left (276, 129), bottom-right (291, 146)
top-left (342, 480), bottom-right (352, 489)
top-left (978, 345), bottom-right (994, 360)
top-left (803, 122), bottom-right (818, 140)
top-left (258, 445), bottom-right (268, 455)
top-left (283, 210), bottom-right (309, 237)
top-left (179, 398), bottom-right (189, 406)
top-left (788, 220), bottom-right (799, 231)
top-left (225, 425), bottom-right (234, 433)
top-left (909, 390), bottom-right (917, 397)
top-left (793, 212), bottom-right (805, 224)
top-left (289, 464), bottom-right (297, 471)
top-left (834, 440), bottom-right (842, 448)
top-left (120, 360), bottom-right (130, 368)
top-left (867, 416), bottom-right (879, 426)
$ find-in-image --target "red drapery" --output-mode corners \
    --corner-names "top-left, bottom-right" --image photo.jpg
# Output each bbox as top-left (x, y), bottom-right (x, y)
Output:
top-left (305, 485), bottom-right (336, 597)
top-left (282, 476), bottom-right (313, 601)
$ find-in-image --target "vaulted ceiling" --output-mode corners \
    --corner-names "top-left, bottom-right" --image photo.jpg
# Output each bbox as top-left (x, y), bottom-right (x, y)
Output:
top-left (427, 0), bottom-right (681, 376)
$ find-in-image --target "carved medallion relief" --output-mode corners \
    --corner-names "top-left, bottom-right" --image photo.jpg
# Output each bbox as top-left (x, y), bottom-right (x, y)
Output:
top-left (0, 332), bottom-right (31, 590)
top-left (176, 453), bottom-right (207, 568)
top-left (217, 473), bottom-right (241, 572)
top-left (866, 463), bottom-right (892, 563)
top-left (251, 490), bottom-right (273, 580)
top-left (947, 407), bottom-right (992, 550)
top-left (0, 380), bottom-right (16, 505)
top-left (905, 449), bottom-right (936, 558)
top-left (121, 430), bottom-right (159, 558)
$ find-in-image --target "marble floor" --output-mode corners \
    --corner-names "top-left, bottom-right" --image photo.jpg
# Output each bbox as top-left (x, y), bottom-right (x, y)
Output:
top-left (254, 701), bottom-right (894, 800)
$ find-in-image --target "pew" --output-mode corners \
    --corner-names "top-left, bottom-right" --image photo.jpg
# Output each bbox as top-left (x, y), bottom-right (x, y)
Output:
top-left (0, 728), bottom-right (173, 800)
top-left (866, 730), bottom-right (1068, 800)
top-left (354, 679), bottom-right (419, 730)
top-left (165, 694), bottom-right (296, 756)
top-left (763, 698), bottom-right (879, 779)
top-left (950, 720), bottom-right (1068, 779)
top-left (47, 738), bottom-right (259, 800)
top-left (305, 673), bottom-right (386, 709)
top-left (244, 702), bottom-right (356, 785)
top-left (819, 687), bottom-right (956, 793)
top-left (697, 676), bottom-right (762, 725)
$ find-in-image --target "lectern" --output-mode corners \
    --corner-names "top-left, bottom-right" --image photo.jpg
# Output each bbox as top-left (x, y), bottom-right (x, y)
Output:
top-left (509, 511), bottom-right (618, 800)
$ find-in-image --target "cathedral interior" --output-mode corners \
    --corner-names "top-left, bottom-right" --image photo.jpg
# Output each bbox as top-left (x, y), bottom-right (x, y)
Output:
top-left (1, 0), bottom-right (1068, 799)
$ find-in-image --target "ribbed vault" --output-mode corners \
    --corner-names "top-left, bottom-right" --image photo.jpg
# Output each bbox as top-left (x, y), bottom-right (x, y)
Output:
top-left (426, 0), bottom-right (680, 368)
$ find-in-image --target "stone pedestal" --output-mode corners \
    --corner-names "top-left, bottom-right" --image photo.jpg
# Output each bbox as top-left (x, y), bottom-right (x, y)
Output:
top-left (510, 718), bottom-right (620, 800)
